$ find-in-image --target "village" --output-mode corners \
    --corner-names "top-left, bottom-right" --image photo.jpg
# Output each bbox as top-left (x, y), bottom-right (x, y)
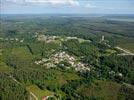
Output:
top-left (1, 32), bottom-right (133, 100)
top-left (35, 32), bottom-right (91, 43)
top-left (35, 51), bottom-right (90, 72)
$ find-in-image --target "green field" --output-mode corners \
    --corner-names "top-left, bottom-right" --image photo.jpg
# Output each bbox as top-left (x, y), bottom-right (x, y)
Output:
top-left (44, 70), bottom-right (81, 87)
top-left (116, 37), bottom-right (134, 53)
top-left (77, 80), bottom-right (121, 100)
top-left (27, 85), bottom-right (53, 100)
top-left (11, 47), bottom-right (33, 60)
top-left (0, 61), bottom-right (13, 73)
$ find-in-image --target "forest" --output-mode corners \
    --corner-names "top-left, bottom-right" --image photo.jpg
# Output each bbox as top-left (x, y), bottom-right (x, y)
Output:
top-left (0, 14), bottom-right (134, 100)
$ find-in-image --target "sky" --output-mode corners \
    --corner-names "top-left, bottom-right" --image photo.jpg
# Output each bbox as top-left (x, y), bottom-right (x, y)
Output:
top-left (0, 0), bottom-right (134, 14)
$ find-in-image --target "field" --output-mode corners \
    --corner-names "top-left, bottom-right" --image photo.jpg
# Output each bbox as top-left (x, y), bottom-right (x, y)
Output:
top-left (11, 47), bottom-right (33, 60)
top-left (0, 61), bottom-right (13, 73)
top-left (27, 85), bottom-right (53, 100)
top-left (77, 80), bottom-right (121, 100)
top-left (116, 37), bottom-right (134, 53)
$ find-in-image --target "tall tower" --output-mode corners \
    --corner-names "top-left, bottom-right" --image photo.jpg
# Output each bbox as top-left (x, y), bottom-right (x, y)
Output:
top-left (102, 35), bottom-right (105, 41)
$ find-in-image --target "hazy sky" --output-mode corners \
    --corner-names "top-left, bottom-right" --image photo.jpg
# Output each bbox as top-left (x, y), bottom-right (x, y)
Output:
top-left (1, 0), bottom-right (134, 14)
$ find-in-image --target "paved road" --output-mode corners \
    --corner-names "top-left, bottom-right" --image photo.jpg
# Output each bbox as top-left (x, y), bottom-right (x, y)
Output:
top-left (116, 46), bottom-right (134, 56)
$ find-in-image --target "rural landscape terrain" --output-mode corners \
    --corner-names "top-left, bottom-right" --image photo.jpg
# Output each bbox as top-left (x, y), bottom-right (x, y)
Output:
top-left (0, 14), bottom-right (134, 100)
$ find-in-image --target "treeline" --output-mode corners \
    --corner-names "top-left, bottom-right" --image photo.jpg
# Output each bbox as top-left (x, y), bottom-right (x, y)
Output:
top-left (1, 16), bottom-right (134, 38)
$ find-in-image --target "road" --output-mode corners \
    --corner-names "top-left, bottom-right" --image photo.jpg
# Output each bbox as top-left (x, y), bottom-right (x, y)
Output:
top-left (123, 83), bottom-right (134, 90)
top-left (9, 75), bottom-right (21, 84)
top-left (30, 92), bottom-right (38, 100)
top-left (116, 46), bottom-right (134, 56)
top-left (9, 75), bottom-right (38, 100)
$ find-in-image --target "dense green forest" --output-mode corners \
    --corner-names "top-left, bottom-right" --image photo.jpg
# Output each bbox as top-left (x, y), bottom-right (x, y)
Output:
top-left (0, 15), bottom-right (134, 100)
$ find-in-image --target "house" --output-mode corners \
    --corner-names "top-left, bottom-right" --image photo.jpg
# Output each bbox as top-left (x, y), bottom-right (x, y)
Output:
top-left (42, 96), bottom-right (49, 100)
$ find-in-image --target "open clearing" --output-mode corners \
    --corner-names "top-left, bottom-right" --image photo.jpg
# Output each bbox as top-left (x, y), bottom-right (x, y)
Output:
top-left (77, 80), bottom-right (121, 100)
top-left (27, 85), bottom-right (53, 100)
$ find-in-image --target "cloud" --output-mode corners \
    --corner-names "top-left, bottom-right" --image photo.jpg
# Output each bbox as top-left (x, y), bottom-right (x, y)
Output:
top-left (85, 4), bottom-right (97, 8)
top-left (5, 0), bottom-right (79, 6)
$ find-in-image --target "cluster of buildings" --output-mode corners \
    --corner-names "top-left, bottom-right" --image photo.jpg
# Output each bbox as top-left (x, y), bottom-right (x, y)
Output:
top-left (65, 36), bottom-right (91, 43)
top-left (35, 33), bottom-right (91, 44)
top-left (35, 51), bottom-right (90, 72)
top-left (34, 33), bottom-right (91, 72)
top-left (0, 37), bottom-right (24, 43)
top-left (109, 70), bottom-right (123, 77)
top-left (35, 33), bottom-right (58, 43)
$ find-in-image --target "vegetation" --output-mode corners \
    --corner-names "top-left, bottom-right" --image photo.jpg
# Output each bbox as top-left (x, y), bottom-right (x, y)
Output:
top-left (0, 15), bottom-right (134, 100)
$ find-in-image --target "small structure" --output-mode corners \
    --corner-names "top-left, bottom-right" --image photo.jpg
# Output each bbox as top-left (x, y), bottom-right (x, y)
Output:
top-left (42, 96), bottom-right (51, 100)
top-left (42, 96), bottom-right (48, 100)
top-left (102, 35), bottom-right (105, 41)
top-left (118, 73), bottom-right (123, 77)
top-left (100, 35), bottom-right (105, 42)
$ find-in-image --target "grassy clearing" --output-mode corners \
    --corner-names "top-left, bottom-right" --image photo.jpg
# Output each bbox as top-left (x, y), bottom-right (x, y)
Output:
top-left (27, 85), bottom-right (53, 100)
top-left (55, 70), bottom-right (81, 82)
top-left (77, 80), bottom-right (121, 100)
top-left (116, 37), bottom-right (134, 53)
top-left (103, 49), bottom-right (117, 56)
top-left (63, 72), bottom-right (81, 81)
top-left (45, 70), bottom-right (81, 87)
top-left (0, 61), bottom-right (13, 73)
top-left (101, 49), bottom-right (117, 56)
top-left (105, 49), bottom-right (116, 54)
top-left (11, 47), bottom-right (33, 60)
top-left (118, 43), bottom-right (134, 53)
